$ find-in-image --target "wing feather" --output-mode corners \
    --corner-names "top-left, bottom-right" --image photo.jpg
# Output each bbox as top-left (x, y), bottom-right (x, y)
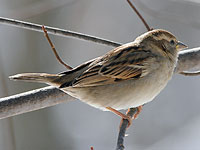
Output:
top-left (72, 43), bottom-right (156, 87)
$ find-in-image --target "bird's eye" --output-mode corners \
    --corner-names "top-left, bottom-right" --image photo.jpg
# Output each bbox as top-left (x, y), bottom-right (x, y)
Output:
top-left (170, 40), bottom-right (175, 45)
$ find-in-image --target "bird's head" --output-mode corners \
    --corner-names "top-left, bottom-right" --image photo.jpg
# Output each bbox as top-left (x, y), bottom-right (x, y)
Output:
top-left (136, 29), bottom-right (187, 61)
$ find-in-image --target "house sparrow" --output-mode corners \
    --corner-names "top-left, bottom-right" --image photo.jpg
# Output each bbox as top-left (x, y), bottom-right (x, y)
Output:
top-left (9, 29), bottom-right (187, 124)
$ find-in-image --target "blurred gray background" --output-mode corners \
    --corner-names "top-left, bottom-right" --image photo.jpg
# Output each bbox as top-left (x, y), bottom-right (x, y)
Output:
top-left (0, 0), bottom-right (200, 150)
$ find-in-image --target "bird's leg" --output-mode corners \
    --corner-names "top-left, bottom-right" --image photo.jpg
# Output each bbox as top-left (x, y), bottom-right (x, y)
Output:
top-left (106, 107), bottom-right (132, 127)
top-left (119, 108), bottom-right (133, 128)
top-left (119, 106), bottom-right (143, 128)
top-left (133, 105), bottom-right (143, 119)
top-left (106, 106), bottom-right (143, 128)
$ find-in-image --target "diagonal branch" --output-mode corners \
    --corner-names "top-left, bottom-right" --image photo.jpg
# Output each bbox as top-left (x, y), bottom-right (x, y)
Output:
top-left (0, 17), bottom-right (121, 47)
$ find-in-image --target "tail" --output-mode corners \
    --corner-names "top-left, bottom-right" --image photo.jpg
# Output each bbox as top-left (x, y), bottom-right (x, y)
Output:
top-left (9, 73), bottom-right (63, 87)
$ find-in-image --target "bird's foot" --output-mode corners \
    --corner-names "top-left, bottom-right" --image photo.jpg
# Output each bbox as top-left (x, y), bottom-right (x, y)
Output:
top-left (106, 107), bottom-right (132, 128)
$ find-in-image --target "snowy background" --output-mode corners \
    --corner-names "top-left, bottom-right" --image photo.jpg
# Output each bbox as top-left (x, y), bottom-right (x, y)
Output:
top-left (0, 0), bottom-right (200, 150)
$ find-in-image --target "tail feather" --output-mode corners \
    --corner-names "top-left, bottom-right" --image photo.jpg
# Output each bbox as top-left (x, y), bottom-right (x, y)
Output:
top-left (9, 73), bottom-right (62, 87)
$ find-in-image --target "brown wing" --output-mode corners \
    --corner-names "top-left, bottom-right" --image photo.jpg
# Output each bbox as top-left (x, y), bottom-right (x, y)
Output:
top-left (72, 43), bottom-right (156, 87)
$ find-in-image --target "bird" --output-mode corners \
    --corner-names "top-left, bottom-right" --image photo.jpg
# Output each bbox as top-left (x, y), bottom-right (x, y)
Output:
top-left (9, 29), bottom-right (187, 125)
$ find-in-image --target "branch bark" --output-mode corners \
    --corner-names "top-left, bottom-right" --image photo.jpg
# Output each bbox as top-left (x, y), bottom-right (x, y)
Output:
top-left (0, 86), bottom-right (75, 119)
top-left (0, 17), bottom-right (121, 47)
top-left (116, 108), bottom-right (137, 150)
top-left (176, 48), bottom-right (200, 72)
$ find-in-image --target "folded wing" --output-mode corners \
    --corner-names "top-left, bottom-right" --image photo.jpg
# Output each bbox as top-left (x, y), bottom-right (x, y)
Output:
top-left (72, 43), bottom-right (157, 87)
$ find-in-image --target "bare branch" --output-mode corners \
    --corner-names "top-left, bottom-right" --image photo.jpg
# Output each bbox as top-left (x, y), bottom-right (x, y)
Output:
top-left (0, 86), bottom-right (75, 119)
top-left (175, 48), bottom-right (200, 73)
top-left (116, 108), bottom-right (137, 150)
top-left (0, 17), bottom-right (121, 47)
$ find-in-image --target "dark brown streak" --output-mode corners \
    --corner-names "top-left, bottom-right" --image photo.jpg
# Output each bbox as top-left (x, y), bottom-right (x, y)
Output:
top-left (101, 66), bottom-right (108, 72)
top-left (90, 79), bottom-right (108, 85)
top-left (120, 60), bottom-right (127, 65)
top-left (113, 51), bottom-right (125, 60)
top-left (113, 46), bottom-right (138, 60)
top-left (124, 46), bottom-right (138, 52)
top-left (79, 72), bottom-right (98, 80)
top-left (77, 72), bottom-right (98, 81)
top-left (90, 64), bottom-right (101, 70)
top-left (107, 62), bottom-right (121, 67)
top-left (59, 60), bottom-right (93, 75)
top-left (126, 68), bottom-right (137, 76)
top-left (114, 78), bottom-right (122, 82)
top-left (132, 73), bottom-right (141, 78)
top-left (103, 67), bottom-right (118, 75)
top-left (111, 69), bottom-right (124, 76)
top-left (111, 67), bottom-right (127, 76)
top-left (129, 57), bottom-right (145, 64)
top-left (59, 81), bottom-right (73, 88)
top-left (82, 69), bottom-right (99, 76)
top-left (110, 67), bottom-right (125, 76)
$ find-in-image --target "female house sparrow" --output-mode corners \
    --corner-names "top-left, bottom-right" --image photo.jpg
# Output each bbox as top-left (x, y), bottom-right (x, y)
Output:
top-left (10, 29), bottom-right (187, 123)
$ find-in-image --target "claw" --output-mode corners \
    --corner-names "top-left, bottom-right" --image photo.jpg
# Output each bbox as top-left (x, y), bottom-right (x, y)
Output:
top-left (106, 107), bottom-right (133, 128)
top-left (106, 106), bottom-right (143, 129)
top-left (133, 106), bottom-right (143, 119)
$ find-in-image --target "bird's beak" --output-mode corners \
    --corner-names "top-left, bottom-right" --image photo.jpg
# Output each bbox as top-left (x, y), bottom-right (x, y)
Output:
top-left (176, 41), bottom-right (188, 51)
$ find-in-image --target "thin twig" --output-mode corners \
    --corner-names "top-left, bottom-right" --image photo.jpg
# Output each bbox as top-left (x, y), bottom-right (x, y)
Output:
top-left (116, 108), bottom-right (138, 150)
top-left (126, 0), bottom-right (151, 31)
top-left (0, 17), bottom-right (121, 47)
top-left (179, 71), bottom-right (200, 76)
top-left (133, 0), bottom-right (200, 31)
top-left (42, 26), bottom-right (73, 70)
